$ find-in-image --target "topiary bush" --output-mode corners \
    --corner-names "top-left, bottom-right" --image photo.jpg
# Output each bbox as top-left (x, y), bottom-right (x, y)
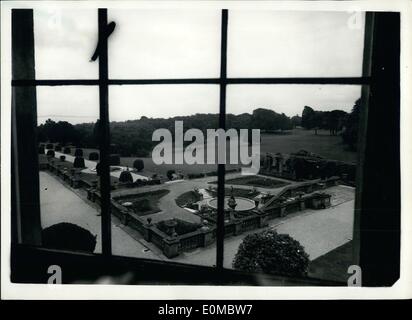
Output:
top-left (167, 170), bottom-right (176, 180)
top-left (38, 146), bottom-right (45, 154)
top-left (133, 159), bottom-right (144, 172)
top-left (232, 230), bottom-right (309, 277)
top-left (55, 144), bottom-right (62, 151)
top-left (119, 170), bottom-right (133, 183)
top-left (60, 155), bottom-right (66, 161)
top-left (89, 152), bottom-right (99, 161)
top-left (63, 147), bottom-right (71, 154)
top-left (74, 148), bottom-right (83, 157)
top-left (42, 222), bottom-right (97, 252)
top-left (46, 150), bottom-right (55, 157)
top-left (73, 156), bottom-right (85, 168)
top-left (109, 154), bottom-right (120, 165)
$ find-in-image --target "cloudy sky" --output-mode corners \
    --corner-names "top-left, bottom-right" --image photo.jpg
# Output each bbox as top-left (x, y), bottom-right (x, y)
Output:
top-left (34, 9), bottom-right (365, 124)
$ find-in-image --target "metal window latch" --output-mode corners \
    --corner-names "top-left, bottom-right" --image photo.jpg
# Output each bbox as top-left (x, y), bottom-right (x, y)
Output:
top-left (90, 21), bottom-right (116, 62)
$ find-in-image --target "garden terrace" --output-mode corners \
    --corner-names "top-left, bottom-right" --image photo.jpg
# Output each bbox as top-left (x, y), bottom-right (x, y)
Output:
top-left (113, 189), bottom-right (170, 216)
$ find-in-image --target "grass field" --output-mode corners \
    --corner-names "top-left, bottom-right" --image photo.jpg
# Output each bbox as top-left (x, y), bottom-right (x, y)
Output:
top-left (60, 128), bottom-right (356, 178)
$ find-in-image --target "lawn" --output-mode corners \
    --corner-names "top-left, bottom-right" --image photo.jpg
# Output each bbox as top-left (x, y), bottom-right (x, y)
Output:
top-left (223, 176), bottom-right (290, 189)
top-left (114, 189), bottom-right (170, 216)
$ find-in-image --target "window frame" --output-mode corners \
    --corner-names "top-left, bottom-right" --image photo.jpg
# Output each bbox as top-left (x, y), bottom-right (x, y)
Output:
top-left (11, 8), bottom-right (399, 286)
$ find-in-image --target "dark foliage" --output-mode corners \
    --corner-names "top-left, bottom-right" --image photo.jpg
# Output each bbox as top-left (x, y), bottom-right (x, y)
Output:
top-left (74, 148), bottom-right (83, 157)
top-left (133, 159), bottom-right (144, 171)
top-left (73, 157), bottom-right (85, 168)
top-left (42, 222), bottom-right (97, 252)
top-left (38, 146), bottom-right (45, 154)
top-left (46, 143), bottom-right (54, 149)
top-left (167, 169), bottom-right (176, 180)
top-left (119, 170), bottom-right (133, 183)
top-left (233, 230), bottom-right (309, 277)
top-left (54, 144), bottom-right (62, 151)
top-left (63, 147), bottom-right (71, 154)
top-left (46, 150), bottom-right (55, 157)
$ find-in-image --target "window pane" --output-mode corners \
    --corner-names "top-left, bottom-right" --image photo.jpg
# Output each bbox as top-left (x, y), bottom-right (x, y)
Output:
top-left (34, 9), bottom-right (98, 79)
top-left (223, 84), bottom-right (361, 282)
top-left (37, 87), bottom-right (102, 253)
top-left (108, 85), bottom-right (219, 266)
top-left (108, 10), bottom-right (221, 79)
top-left (227, 11), bottom-right (366, 77)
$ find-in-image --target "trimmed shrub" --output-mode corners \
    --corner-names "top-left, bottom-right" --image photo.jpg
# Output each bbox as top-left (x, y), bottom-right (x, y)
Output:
top-left (46, 143), bottom-right (53, 149)
top-left (89, 152), bottom-right (99, 161)
top-left (232, 230), bottom-right (309, 277)
top-left (55, 145), bottom-right (62, 152)
top-left (63, 147), bottom-right (71, 154)
top-left (42, 222), bottom-right (96, 252)
top-left (73, 156), bottom-right (85, 168)
top-left (46, 150), bottom-right (55, 157)
top-left (166, 170), bottom-right (176, 180)
top-left (119, 170), bottom-right (133, 183)
top-left (60, 155), bottom-right (66, 161)
top-left (109, 154), bottom-right (120, 165)
top-left (38, 146), bottom-right (45, 154)
top-left (74, 148), bottom-right (83, 157)
top-left (133, 159), bottom-right (144, 172)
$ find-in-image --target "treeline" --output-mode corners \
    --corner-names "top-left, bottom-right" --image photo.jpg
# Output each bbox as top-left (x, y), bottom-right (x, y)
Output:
top-left (37, 108), bottom-right (297, 157)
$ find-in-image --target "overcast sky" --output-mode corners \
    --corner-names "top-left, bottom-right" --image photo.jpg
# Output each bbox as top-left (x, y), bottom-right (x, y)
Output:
top-left (34, 9), bottom-right (365, 124)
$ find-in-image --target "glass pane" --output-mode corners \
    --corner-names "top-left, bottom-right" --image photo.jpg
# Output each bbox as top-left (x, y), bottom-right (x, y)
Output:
top-left (34, 9), bottom-right (98, 79)
top-left (37, 87), bottom-right (102, 253)
top-left (108, 85), bottom-right (219, 266)
top-left (108, 9), bottom-right (221, 79)
top-left (223, 84), bottom-right (361, 283)
top-left (227, 11), bottom-right (366, 77)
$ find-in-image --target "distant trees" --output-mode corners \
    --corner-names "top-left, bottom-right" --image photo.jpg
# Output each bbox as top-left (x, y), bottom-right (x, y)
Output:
top-left (38, 119), bottom-right (81, 145)
top-left (291, 115), bottom-right (302, 128)
top-left (342, 98), bottom-right (361, 151)
top-left (301, 106), bottom-right (348, 135)
top-left (251, 108), bottom-right (293, 132)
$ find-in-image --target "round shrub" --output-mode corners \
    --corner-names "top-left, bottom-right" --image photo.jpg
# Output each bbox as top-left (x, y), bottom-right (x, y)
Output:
top-left (60, 155), bottom-right (66, 161)
top-left (232, 230), bottom-right (309, 277)
top-left (133, 159), bottom-right (144, 172)
top-left (54, 144), bottom-right (62, 152)
top-left (109, 154), bottom-right (120, 165)
top-left (46, 143), bottom-right (54, 149)
top-left (63, 147), bottom-right (71, 154)
top-left (46, 150), bottom-right (55, 157)
top-left (38, 146), bottom-right (45, 154)
top-left (73, 156), bottom-right (85, 168)
top-left (119, 170), bottom-right (133, 183)
top-left (74, 148), bottom-right (83, 157)
top-left (167, 169), bottom-right (176, 180)
top-left (89, 152), bottom-right (99, 161)
top-left (42, 222), bottom-right (97, 252)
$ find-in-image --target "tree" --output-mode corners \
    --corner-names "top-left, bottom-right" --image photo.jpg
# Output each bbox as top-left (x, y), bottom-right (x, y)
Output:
top-left (291, 115), bottom-right (302, 128)
top-left (73, 156), bottom-right (85, 168)
top-left (133, 159), bottom-right (144, 171)
top-left (342, 98), bottom-right (361, 150)
top-left (119, 169), bottom-right (133, 183)
top-left (301, 106), bottom-right (315, 130)
top-left (232, 230), bottom-right (309, 276)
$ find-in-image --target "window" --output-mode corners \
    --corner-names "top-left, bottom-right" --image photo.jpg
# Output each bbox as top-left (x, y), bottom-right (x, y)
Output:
top-left (10, 8), bottom-right (400, 286)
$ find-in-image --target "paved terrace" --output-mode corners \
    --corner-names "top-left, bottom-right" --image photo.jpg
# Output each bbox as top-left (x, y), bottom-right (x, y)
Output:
top-left (40, 167), bottom-right (355, 268)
